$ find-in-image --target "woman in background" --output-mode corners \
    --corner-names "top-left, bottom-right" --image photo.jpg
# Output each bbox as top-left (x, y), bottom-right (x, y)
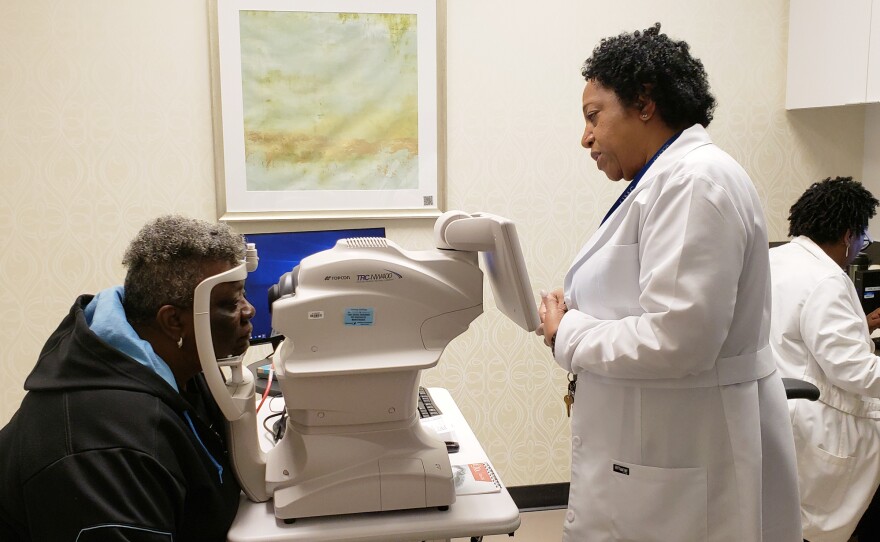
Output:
top-left (538, 23), bottom-right (801, 541)
top-left (770, 176), bottom-right (880, 542)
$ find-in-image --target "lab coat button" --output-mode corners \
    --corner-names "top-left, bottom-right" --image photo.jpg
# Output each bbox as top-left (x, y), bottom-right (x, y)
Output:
top-left (572, 436), bottom-right (581, 448)
top-left (566, 510), bottom-right (575, 523)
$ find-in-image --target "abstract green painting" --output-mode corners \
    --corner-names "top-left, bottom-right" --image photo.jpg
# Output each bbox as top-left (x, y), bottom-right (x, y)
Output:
top-left (240, 11), bottom-right (419, 192)
top-left (212, 0), bottom-right (439, 220)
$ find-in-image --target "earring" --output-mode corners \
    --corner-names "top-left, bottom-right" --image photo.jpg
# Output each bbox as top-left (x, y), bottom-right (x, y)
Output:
top-left (641, 113), bottom-right (649, 119)
top-left (177, 337), bottom-right (184, 349)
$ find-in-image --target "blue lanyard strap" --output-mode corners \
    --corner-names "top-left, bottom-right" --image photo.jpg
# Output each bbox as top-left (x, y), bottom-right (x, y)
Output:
top-left (600, 131), bottom-right (682, 226)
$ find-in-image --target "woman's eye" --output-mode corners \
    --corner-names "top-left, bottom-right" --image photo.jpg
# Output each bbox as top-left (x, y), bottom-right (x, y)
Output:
top-left (223, 296), bottom-right (243, 309)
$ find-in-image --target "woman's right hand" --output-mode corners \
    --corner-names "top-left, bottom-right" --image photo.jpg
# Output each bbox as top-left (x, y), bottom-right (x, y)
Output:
top-left (868, 307), bottom-right (880, 333)
top-left (537, 288), bottom-right (567, 348)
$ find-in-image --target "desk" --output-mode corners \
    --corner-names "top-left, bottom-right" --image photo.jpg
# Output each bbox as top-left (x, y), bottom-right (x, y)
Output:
top-left (227, 388), bottom-right (521, 542)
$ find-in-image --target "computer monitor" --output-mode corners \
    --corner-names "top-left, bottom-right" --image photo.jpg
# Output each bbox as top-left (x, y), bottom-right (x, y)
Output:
top-left (855, 269), bottom-right (880, 315)
top-left (243, 227), bottom-right (386, 345)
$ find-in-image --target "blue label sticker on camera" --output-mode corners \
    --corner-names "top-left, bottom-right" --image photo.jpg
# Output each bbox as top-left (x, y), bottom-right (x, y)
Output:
top-left (344, 308), bottom-right (374, 326)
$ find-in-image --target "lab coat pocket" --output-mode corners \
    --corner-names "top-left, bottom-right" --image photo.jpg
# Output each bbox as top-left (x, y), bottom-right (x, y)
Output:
top-left (606, 459), bottom-right (707, 542)
top-left (797, 443), bottom-right (855, 515)
top-left (593, 243), bottom-right (642, 317)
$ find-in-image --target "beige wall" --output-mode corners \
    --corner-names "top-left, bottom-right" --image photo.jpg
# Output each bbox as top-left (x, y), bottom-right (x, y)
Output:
top-left (0, 0), bottom-right (867, 486)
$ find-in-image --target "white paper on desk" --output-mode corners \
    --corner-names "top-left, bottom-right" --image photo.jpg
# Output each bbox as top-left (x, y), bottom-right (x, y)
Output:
top-left (452, 462), bottom-right (502, 495)
top-left (420, 414), bottom-right (456, 442)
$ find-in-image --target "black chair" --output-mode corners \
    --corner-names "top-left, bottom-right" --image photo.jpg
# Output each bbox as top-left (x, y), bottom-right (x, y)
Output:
top-left (782, 378), bottom-right (820, 401)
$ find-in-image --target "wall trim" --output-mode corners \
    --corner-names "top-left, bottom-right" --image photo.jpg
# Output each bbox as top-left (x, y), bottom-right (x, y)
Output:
top-left (507, 483), bottom-right (569, 511)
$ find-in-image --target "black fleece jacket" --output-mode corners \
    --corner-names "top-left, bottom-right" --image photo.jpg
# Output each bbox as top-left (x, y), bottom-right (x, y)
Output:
top-left (0, 295), bottom-right (242, 541)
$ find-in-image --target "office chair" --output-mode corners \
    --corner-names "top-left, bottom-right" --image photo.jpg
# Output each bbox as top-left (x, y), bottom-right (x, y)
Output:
top-left (782, 378), bottom-right (820, 401)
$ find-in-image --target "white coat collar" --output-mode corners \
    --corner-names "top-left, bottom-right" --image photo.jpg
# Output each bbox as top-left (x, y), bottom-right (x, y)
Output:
top-left (788, 235), bottom-right (845, 272)
top-left (566, 124), bottom-right (714, 275)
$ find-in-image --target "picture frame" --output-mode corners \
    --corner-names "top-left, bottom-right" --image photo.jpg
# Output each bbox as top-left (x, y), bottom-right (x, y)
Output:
top-left (208, 0), bottom-right (444, 223)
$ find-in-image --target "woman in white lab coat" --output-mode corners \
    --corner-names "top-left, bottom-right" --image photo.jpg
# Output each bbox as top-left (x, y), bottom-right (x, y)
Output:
top-left (769, 177), bottom-right (880, 542)
top-left (538, 24), bottom-right (802, 541)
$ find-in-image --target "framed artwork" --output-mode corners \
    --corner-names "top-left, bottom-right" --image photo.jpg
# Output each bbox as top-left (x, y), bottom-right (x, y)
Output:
top-left (209, 0), bottom-right (443, 223)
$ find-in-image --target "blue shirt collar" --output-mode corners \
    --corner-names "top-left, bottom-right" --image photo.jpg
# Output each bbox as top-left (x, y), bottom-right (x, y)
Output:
top-left (84, 286), bottom-right (179, 391)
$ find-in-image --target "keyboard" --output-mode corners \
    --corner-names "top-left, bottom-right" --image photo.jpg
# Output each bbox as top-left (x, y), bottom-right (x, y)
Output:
top-left (418, 386), bottom-right (442, 418)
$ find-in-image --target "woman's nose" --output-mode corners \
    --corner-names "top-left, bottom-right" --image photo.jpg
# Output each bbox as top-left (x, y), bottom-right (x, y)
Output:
top-left (242, 300), bottom-right (256, 320)
top-left (582, 128), bottom-right (594, 148)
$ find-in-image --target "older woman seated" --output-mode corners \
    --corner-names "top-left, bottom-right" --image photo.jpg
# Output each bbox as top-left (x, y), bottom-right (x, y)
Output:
top-left (0, 215), bottom-right (256, 542)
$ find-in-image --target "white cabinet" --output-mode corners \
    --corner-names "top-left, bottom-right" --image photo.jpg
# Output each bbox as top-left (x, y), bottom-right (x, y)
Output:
top-left (786, 0), bottom-right (880, 109)
top-left (869, 2), bottom-right (880, 102)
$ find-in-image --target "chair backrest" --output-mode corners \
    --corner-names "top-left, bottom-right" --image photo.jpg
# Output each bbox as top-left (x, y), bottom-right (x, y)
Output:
top-left (782, 378), bottom-right (820, 401)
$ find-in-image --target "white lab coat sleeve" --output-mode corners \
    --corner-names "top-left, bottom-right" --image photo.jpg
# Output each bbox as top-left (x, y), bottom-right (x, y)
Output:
top-left (801, 274), bottom-right (880, 397)
top-left (555, 173), bottom-right (746, 379)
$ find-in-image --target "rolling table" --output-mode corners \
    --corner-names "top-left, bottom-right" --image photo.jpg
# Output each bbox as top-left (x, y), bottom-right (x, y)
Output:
top-left (227, 387), bottom-right (521, 542)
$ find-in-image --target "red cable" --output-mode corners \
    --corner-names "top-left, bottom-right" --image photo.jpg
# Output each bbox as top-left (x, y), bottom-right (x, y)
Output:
top-left (256, 363), bottom-right (274, 413)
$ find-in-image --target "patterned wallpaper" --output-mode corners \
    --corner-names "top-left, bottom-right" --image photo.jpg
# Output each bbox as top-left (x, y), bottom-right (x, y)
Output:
top-left (0, 0), bottom-right (869, 487)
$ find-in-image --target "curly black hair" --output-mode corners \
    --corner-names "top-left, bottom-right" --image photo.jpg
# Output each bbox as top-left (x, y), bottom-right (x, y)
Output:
top-left (788, 176), bottom-right (879, 244)
top-left (581, 22), bottom-right (716, 130)
top-left (122, 215), bottom-right (245, 324)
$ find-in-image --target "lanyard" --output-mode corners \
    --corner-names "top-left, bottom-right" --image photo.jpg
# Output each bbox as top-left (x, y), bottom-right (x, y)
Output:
top-left (600, 131), bottom-right (682, 226)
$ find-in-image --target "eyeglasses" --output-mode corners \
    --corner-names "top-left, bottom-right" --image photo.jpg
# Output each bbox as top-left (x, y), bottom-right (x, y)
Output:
top-left (861, 230), bottom-right (873, 252)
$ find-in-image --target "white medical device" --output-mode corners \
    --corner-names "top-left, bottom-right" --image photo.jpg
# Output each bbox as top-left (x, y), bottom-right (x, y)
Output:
top-left (194, 211), bottom-right (538, 521)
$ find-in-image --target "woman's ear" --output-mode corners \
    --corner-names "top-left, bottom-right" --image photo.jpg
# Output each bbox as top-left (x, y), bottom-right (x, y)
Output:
top-left (637, 98), bottom-right (657, 121)
top-left (637, 85), bottom-right (656, 120)
top-left (155, 304), bottom-right (189, 345)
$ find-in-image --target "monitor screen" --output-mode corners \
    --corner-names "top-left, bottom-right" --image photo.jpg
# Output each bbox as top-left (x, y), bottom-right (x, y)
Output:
top-left (479, 217), bottom-right (540, 332)
top-left (243, 227), bottom-right (386, 344)
top-left (434, 211), bottom-right (540, 332)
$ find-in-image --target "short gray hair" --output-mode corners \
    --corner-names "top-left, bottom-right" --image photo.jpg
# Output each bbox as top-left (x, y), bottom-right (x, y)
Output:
top-left (122, 215), bottom-right (245, 324)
